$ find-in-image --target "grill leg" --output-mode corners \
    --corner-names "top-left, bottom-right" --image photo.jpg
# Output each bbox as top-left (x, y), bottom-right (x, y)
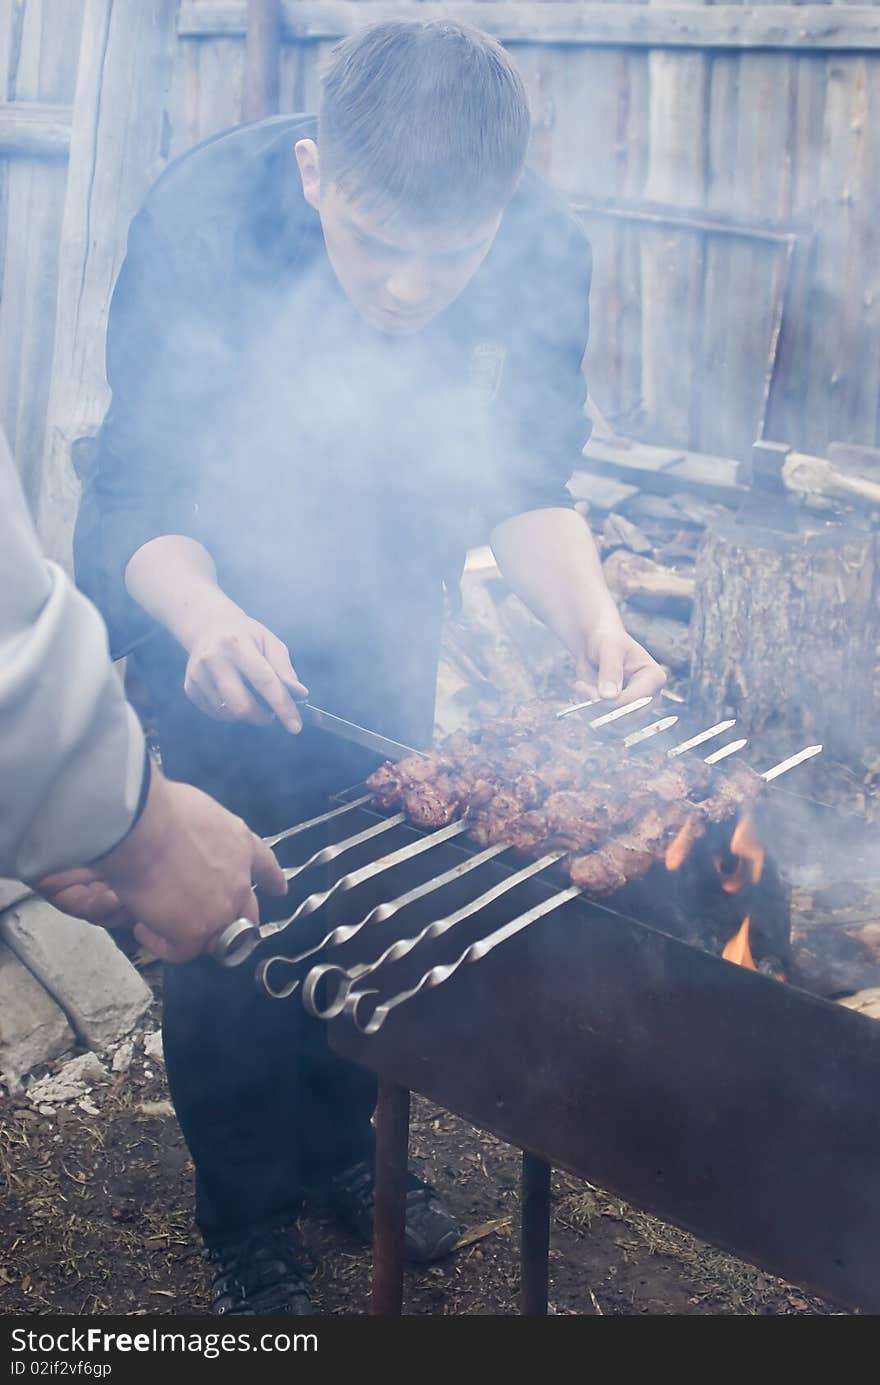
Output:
top-left (371, 1077), bottom-right (410, 1315)
top-left (520, 1151), bottom-right (551, 1315)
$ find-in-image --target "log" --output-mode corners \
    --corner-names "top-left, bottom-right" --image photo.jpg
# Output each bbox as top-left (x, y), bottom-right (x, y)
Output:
top-left (602, 513), bottom-right (653, 556)
top-left (619, 604), bottom-right (690, 674)
top-left (37, 0), bottom-right (180, 566)
top-left (827, 442), bottom-right (880, 482)
top-left (783, 451), bottom-right (880, 512)
top-left (690, 517), bottom-right (880, 764)
top-left (448, 574), bottom-right (538, 705)
top-left (838, 989), bottom-right (880, 1021)
top-left (602, 548), bottom-right (695, 617)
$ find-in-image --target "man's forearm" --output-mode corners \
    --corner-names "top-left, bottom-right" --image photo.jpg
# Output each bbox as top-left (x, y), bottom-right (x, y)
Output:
top-left (490, 507), bottom-right (623, 654)
top-left (125, 535), bottom-right (239, 651)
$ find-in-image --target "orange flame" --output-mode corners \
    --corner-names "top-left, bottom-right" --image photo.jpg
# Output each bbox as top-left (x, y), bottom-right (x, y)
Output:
top-left (716, 814), bottom-right (766, 894)
top-left (722, 915), bottom-right (757, 969)
top-left (664, 815), bottom-right (705, 872)
top-left (730, 815), bottom-right (765, 884)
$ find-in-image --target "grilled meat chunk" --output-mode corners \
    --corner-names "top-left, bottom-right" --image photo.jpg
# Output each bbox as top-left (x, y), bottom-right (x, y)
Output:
top-left (401, 774), bottom-right (464, 828)
top-left (570, 803), bottom-right (687, 893)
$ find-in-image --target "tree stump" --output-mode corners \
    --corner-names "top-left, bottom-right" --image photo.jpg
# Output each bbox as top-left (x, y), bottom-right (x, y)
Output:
top-left (689, 518), bottom-right (879, 764)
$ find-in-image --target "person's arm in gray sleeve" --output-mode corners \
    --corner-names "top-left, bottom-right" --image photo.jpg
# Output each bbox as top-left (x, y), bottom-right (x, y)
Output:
top-left (0, 432), bottom-right (287, 962)
top-left (0, 430), bottom-right (146, 882)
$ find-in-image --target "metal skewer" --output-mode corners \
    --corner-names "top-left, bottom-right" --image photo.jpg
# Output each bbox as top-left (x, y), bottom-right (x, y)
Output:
top-left (259, 841), bottom-right (510, 998)
top-left (346, 884), bottom-right (583, 1035)
top-left (212, 811), bottom-right (410, 967)
top-left (762, 744), bottom-right (822, 781)
top-left (280, 812), bottom-right (406, 886)
top-left (703, 738), bottom-right (749, 764)
top-left (299, 852), bottom-right (563, 1018)
top-left (557, 694), bottom-right (655, 722)
top-left (263, 793), bottom-right (373, 848)
top-left (585, 695), bottom-right (653, 726)
top-left (246, 820), bottom-right (469, 985)
top-left (623, 715), bottom-right (678, 747)
top-left (667, 721), bottom-right (736, 758)
top-left (555, 697), bottom-right (599, 717)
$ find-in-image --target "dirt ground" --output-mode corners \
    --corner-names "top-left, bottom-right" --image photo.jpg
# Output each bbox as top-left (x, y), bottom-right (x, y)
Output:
top-left (0, 965), bottom-right (841, 1319)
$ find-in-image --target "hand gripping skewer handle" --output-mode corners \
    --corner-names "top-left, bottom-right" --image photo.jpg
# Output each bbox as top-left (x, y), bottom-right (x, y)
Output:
top-left (209, 811), bottom-right (407, 966)
top-left (338, 740), bottom-right (823, 1033)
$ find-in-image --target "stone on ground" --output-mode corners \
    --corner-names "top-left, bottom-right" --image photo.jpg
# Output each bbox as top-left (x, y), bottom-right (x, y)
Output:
top-left (0, 898), bottom-right (151, 1048)
top-left (0, 943), bottom-right (73, 1088)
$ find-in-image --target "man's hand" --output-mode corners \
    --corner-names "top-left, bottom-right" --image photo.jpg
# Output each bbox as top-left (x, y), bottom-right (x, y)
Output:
top-left (38, 768), bottom-right (288, 964)
top-left (35, 867), bottom-right (133, 931)
top-left (183, 603), bottom-right (308, 733)
top-left (573, 620), bottom-right (666, 705)
top-left (124, 535), bottom-right (307, 733)
top-left (490, 508), bottom-right (666, 705)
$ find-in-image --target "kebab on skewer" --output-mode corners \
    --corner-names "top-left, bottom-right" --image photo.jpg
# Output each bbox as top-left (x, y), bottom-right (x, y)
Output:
top-left (366, 701), bottom-right (764, 897)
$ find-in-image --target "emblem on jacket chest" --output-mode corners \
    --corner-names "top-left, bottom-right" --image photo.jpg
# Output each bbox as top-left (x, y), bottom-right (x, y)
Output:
top-left (469, 342), bottom-right (506, 405)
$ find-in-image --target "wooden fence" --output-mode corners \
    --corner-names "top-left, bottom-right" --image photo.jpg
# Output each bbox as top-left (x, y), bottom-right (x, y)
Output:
top-left (1, 0), bottom-right (878, 557)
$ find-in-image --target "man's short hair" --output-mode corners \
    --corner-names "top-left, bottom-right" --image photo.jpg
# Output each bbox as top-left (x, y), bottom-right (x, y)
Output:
top-left (318, 19), bottom-right (531, 226)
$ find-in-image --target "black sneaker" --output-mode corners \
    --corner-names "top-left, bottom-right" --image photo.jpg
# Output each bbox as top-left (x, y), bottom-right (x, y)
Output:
top-left (325, 1160), bottom-right (461, 1264)
top-left (205, 1225), bottom-right (314, 1315)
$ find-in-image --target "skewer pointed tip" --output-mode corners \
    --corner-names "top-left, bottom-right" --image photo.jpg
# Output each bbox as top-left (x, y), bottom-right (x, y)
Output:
top-left (762, 743), bottom-right (824, 781)
top-left (703, 737), bottom-right (748, 764)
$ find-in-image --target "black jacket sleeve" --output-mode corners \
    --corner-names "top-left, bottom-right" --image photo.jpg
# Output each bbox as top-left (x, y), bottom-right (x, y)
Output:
top-left (75, 206), bottom-right (235, 657)
top-left (481, 212), bottom-right (592, 532)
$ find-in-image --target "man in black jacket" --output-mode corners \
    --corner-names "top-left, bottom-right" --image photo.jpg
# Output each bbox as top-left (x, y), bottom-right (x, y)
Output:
top-left (77, 19), bottom-right (664, 1314)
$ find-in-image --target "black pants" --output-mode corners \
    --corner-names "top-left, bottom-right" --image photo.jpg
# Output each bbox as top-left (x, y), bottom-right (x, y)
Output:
top-left (135, 629), bottom-right (437, 1246)
top-left (161, 943), bottom-right (378, 1244)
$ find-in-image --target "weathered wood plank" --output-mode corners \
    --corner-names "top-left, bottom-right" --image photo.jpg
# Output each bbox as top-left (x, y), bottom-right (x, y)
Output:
top-left (583, 432), bottom-right (744, 504)
top-left (38, 0), bottom-right (181, 565)
top-left (700, 27), bottom-right (797, 464)
top-left (803, 54), bottom-right (876, 453)
top-left (295, 36), bottom-right (337, 111)
top-left (616, 45), bottom-right (650, 433)
top-left (166, 34), bottom-right (201, 158)
top-left (545, 45), bottom-right (624, 421)
top-left (179, 3), bottom-right (880, 54)
top-left (0, 2), bottom-right (82, 506)
top-left (243, 0), bottom-right (281, 120)
top-left (835, 59), bottom-right (880, 447)
top-left (195, 34), bottom-right (245, 138)
top-left (639, 0), bottom-right (707, 451)
top-left (763, 52), bottom-right (827, 451)
top-left (0, 101), bottom-right (71, 157)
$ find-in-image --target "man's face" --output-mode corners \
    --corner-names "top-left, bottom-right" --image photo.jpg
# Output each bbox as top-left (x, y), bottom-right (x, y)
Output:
top-left (296, 139), bottom-right (503, 335)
